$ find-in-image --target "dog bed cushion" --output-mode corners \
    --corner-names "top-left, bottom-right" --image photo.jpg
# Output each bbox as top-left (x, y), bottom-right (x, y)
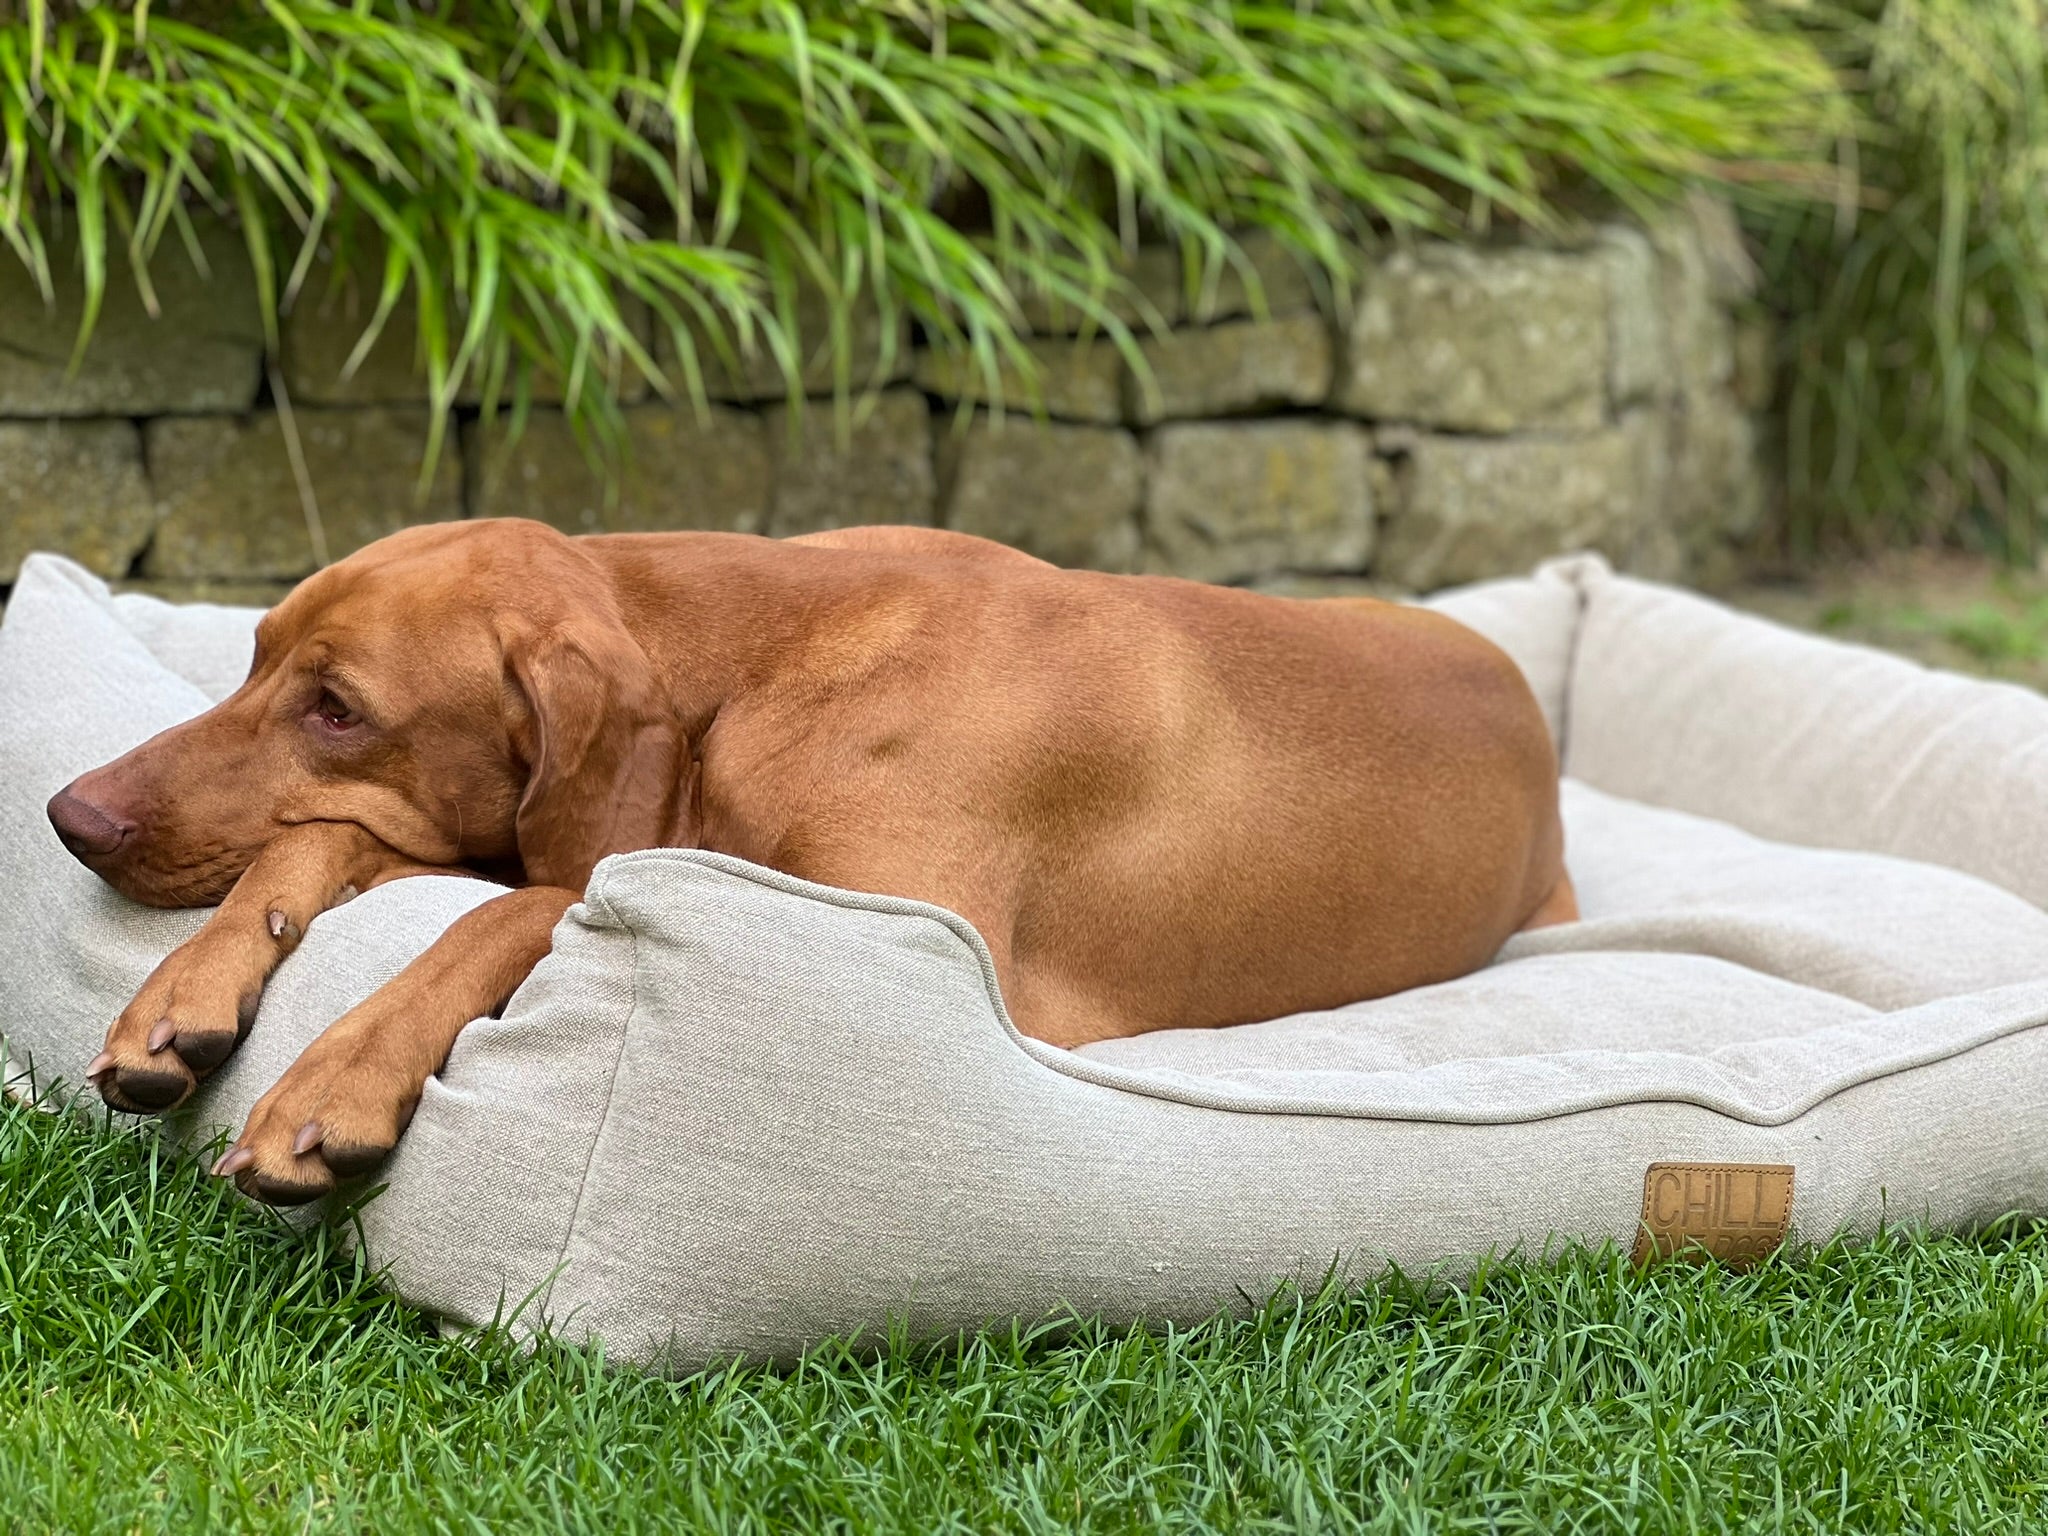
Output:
top-left (8, 551), bottom-right (2048, 1370)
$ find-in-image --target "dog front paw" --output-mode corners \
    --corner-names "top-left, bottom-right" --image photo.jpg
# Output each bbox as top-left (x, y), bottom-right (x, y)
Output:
top-left (211, 1050), bottom-right (415, 1206)
top-left (88, 955), bottom-right (260, 1115)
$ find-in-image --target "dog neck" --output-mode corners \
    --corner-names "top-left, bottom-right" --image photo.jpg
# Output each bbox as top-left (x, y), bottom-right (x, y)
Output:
top-left (580, 531), bottom-right (903, 734)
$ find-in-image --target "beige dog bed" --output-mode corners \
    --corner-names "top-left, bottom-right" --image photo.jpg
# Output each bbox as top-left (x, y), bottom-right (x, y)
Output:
top-left (6, 549), bottom-right (2048, 1370)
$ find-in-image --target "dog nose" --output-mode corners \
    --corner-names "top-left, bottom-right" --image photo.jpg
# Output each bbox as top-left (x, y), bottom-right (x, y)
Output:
top-left (46, 787), bottom-right (134, 859)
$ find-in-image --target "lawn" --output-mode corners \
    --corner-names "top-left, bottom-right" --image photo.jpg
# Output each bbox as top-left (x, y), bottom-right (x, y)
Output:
top-left (1729, 551), bottom-right (2048, 693)
top-left (5, 1098), bottom-right (2047, 1532)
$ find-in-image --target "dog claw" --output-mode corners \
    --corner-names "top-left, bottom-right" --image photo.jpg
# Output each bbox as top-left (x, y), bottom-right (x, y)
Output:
top-left (146, 1018), bottom-right (177, 1054)
top-left (291, 1122), bottom-right (323, 1156)
top-left (85, 1051), bottom-right (114, 1080)
top-left (212, 1146), bottom-right (254, 1178)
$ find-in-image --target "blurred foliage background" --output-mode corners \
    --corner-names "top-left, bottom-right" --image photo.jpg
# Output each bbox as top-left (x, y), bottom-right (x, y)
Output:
top-left (1752, 0), bottom-right (2048, 566)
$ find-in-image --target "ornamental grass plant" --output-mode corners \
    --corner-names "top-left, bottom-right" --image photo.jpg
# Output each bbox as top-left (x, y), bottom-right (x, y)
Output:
top-left (1753, 0), bottom-right (2048, 565)
top-left (0, 0), bottom-right (1839, 475)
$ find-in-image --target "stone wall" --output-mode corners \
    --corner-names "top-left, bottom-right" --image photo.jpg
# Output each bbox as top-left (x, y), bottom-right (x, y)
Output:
top-left (0, 198), bottom-right (1771, 604)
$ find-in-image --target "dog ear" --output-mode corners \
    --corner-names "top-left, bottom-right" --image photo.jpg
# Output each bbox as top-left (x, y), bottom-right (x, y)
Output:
top-left (505, 623), bottom-right (690, 890)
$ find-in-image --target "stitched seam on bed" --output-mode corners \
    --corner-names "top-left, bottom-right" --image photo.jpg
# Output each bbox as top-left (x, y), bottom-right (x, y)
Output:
top-left (1021, 989), bottom-right (2048, 1127)
top-left (543, 873), bottom-right (641, 1319)
top-left (1023, 1011), bottom-right (2048, 1128)
top-left (599, 848), bottom-right (2048, 1130)
top-left (1555, 556), bottom-right (1594, 771)
top-left (603, 849), bottom-right (1027, 1033)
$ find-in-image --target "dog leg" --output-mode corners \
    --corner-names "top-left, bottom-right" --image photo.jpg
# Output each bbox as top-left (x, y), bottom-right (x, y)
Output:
top-left (1518, 871), bottom-right (1580, 932)
top-left (211, 884), bottom-right (578, 1206)
top-left (88, 823), bottom-right (450, 1115)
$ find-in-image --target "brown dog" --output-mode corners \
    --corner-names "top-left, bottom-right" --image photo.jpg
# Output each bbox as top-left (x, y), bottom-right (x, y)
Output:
top-left (48, 518), bottom-right (1574, 1205)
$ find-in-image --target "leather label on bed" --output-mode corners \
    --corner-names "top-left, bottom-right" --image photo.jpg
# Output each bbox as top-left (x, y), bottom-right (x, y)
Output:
top-left (1632, 1162), bottom-right (1794, 1268)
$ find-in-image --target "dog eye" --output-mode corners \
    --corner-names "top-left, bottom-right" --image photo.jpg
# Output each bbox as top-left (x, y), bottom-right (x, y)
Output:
top-left (314, 689), bottom-right (359, 729)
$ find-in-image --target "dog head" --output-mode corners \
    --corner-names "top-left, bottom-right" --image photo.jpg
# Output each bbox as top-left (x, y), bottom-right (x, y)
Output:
top-left (48, 518), bottom-right (690, 905)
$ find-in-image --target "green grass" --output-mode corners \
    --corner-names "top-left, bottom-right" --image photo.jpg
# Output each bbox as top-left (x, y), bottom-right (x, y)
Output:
top-left (1894, 597), bottom-right (2048, 666)
top-left (1811, 590), bottom-right (2048, 667)
top-left (8, 1099), bottom-right (2048, 1532)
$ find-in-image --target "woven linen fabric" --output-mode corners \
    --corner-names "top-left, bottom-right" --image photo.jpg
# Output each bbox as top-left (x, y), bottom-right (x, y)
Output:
top-left (1564, 563), bottom-right (2048, 906)
top-left (7, 550), bottom-right (2048, 1369)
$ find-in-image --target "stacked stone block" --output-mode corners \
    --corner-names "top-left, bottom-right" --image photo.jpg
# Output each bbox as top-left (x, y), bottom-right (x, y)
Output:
top-left (0, 201), bottom-right (1769, 602)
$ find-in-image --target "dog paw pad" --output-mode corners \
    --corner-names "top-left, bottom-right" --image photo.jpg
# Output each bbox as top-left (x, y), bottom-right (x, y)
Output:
top-left (320, 1139), bottom-right (395, 1180)
top-left (103, 1063), bottom-right (193, 1113)
top-left (169, 1028), bottom-right (241, 1074)
top-left (240, 1170), bottom-right (330, 1207)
